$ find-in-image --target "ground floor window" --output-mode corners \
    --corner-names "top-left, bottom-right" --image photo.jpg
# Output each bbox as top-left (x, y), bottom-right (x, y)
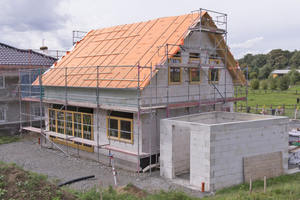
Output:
top-left (0, 109), bottom-right (5, 122)
top-left (34, 107), bottom-right (45, 119)
top-left (0, 76), bottom-right (4, 89)
top-left (49, 107), bottom-right (93, 152)
top-left (107, 111), bottom-right (133, 143)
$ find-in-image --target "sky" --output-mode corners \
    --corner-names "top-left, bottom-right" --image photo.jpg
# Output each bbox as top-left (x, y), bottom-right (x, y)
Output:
top-left (0, 0), bottom-right (299, 59)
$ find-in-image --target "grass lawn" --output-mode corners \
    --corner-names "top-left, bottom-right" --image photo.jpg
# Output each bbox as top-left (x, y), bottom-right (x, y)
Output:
top-left (205, 172), bottom-right (300, 200)
top-left (235, 85), bottom-right (300, 117)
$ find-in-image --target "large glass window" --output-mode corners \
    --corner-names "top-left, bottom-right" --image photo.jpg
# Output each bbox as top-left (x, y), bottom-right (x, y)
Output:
top-left (48, 108), bottom-right (93, 151)
top-left (107, 111), bottom-right (133, 143)
top-left (168, 57), bottom-right (182, 85)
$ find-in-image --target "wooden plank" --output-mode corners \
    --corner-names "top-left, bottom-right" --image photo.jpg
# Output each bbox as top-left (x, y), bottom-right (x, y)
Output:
top-left (243, 151), bottom-right (284, 183)
top-left (104, 145), bottom-right (149, 157)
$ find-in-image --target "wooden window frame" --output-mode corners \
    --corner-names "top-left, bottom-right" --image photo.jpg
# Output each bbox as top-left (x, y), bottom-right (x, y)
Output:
top-left (48, 108), bottom-right (93, 152)
top-left (209, 59), bottom-right (220, 84)
top-left (107, 116), bottom-right (133, 144)
top-left (189, 58), bottom-right (202, 85)
top-left (168, 57), bottom-right (182, 85)
top-left (0, 76), bottom-right (4, 89)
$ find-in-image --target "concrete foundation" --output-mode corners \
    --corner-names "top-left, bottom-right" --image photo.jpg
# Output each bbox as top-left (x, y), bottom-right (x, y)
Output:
top-left (160, 112), bottom-right (289, 191)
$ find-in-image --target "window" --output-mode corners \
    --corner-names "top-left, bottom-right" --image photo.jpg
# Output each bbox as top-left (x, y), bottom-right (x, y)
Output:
top-left (209, 59), bottom-right (220, 84)
top-left (0, 76), bottom-right (4, 89)
top-left (49, 108), bottom-right (93, 152)
top-left (0, 109), bottom-right (5, 122)
top-left (107, 111), bottom-right (133, 143)
top-left (34, 107), bottom-right (45, 119)
top-left (189, 57), bottom-right (202, 84)
top-left (168, 57), bottom-right (182, 85)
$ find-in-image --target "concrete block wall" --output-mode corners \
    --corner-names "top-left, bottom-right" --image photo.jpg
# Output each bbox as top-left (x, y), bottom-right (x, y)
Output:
top-left (209, 115), bottom-right (289, 190)
top-left (160, 112), bottom-right (289, 191)
top-left (190, 123), bottom-right (211, 191)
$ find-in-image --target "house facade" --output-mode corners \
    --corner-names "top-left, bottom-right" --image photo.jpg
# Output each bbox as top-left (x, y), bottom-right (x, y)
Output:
top-left (0, 42), bottom-right (56, 135)
top-left (24, 11), bottom-right (246, 170)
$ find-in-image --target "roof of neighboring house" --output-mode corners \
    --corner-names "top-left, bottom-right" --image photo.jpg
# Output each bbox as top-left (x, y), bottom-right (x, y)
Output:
top-left (37, 12), bottom-right (246, 89)
top-left (0, 42), bottom-right (57, 66)
top-left (271, 70), bottom-right (300, 74)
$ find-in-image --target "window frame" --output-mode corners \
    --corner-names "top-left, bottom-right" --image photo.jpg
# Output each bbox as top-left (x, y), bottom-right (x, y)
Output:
top-left (34, 106), bottom-right (45, 119)
top-left (107, 116), bottom-right (133, 144)
top-left (0, 108), bottom-right (6, 122)
top-left (168, 57), bottom-right (182, 85)
top-left (0, 76), bottom-right (4, 89)
top-left (209, 59), bottom-right (220, 84)
top-left (189, 58), bottom-right (202, 85)
top-left (48, 108), bottom-right (93, 152)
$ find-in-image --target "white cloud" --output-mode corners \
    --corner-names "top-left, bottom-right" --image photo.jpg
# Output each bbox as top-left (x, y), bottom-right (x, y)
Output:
top-left (237, 50), bottom-right (260, 59)
top-left (230, 37), bottom-right (264, 49)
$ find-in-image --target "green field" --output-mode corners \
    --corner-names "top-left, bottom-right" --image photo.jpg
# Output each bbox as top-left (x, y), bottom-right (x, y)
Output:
top-left (234, 85), bottom-right (300, 118)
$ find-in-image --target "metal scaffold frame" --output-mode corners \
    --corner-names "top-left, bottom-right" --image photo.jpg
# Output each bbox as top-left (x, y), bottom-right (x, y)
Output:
top-left (18, 8), bottom-right (247, 177)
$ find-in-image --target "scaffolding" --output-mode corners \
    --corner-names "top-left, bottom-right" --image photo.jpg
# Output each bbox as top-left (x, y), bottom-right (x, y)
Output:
top-left (19, 8), bottom-right (247, 177)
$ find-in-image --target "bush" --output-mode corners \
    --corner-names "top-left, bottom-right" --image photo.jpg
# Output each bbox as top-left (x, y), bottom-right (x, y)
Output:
top-left (278, 75), bottom-right (290, 91)
top-left (269, 76), bottom-right (277, 90)
top-left (250, 79), bottom-right (259, 90)
top-left (261, 79), bottom-right (268, 89)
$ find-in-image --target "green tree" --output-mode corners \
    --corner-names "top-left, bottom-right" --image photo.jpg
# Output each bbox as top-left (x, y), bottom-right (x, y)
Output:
top-left (258, 63), bottom-right (272, 80)
top-left (288, 69), bottom-right (300, 85)
top-left (278, 75), bottom-right (290, 90)
top-left (249, 72), bottom-right (258, 79)
top-left (269, 76), bottom-right (277, 90)
top-left (289, 51), bottom-right (300, 68)
top-left (267, 49), bottom-right (288, 69)
top-left (261, 79), bottom-right (268, 89)
top-left (250, 79), bottom-right (259, 90)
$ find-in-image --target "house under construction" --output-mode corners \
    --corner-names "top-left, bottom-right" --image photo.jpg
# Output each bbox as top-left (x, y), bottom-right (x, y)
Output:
top-left (0, 42), bottom-right (57, 135)
top-left (20, 9), bottom-right (247, 172)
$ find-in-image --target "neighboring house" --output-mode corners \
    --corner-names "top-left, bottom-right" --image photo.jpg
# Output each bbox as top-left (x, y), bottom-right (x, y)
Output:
top-left (270, 69), bottom-right (300, 78)
top-left (0, 42), bottom-right (57, 135)
top-left (23, 11), bottom-right (246, 170)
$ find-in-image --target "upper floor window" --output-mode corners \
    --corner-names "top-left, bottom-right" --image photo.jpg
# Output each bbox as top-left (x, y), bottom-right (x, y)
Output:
top-left (0, 76), bottom-right (4, 89)
top-left (209, 59), bottom-right (220, 84)
top-left (168, 57), bottom-right (182, 85)
top-left (189, 55), bottom-right (201, 84)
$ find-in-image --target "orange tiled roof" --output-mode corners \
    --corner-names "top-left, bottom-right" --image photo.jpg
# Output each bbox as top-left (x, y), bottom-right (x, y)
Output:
top-left (37, 12), bottom-right (244, 88)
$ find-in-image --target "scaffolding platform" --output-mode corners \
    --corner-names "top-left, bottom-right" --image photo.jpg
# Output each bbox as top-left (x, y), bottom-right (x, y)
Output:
top-left (22, 126), bottom-right (149, 157)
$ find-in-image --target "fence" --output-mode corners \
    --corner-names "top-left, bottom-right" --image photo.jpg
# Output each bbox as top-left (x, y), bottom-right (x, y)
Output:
top-left (236, 89), bottom-right (300, 95)
top-left (237, 104), bottom-right (300, 119)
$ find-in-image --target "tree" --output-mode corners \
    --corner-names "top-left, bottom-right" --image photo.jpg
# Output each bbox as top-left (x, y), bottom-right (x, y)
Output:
top-left (269, 76), bottom-right (277, 90)
top-left (267, 49), bottom-right (288, 69)
top-left (249, 72), bottom-right (258, 79)
top-left (278, 75), bottom-right (290, 90)
top-left (250, 79), bottom-right (259, 90)
top-left (288, 69), bottom-right (300, 85)
top-left (258, 63), bottom-right (272, 80)
top-left (261, 79), bottom-right (268, 89)
top-left (289, 51), bottom-right (300, 68)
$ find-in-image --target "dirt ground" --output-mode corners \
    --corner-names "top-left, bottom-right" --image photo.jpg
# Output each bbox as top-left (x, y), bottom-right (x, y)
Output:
top-left (0, 133), bottom-right (206, 198)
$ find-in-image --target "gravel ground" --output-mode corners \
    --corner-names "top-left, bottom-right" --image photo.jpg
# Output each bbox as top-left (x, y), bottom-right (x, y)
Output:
top-left (0, 139), bottom-right (208, 198)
